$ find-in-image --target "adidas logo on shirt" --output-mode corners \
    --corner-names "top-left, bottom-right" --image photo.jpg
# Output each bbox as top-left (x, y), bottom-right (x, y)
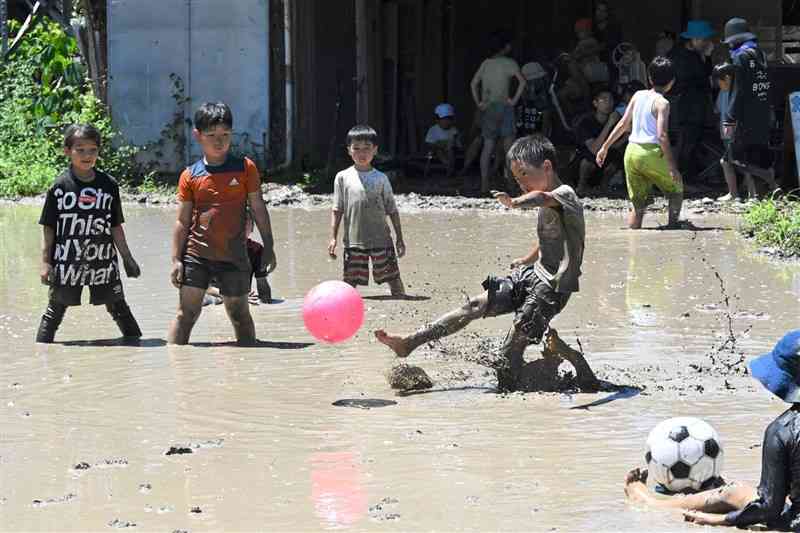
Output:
top-left (229, 177), bottom-right (240, 186)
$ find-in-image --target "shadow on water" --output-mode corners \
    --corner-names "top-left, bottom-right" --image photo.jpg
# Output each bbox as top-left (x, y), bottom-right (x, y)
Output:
top-left (394, 385), bottom-right (496, 397)
top-left (362, 294), bottom-right (431, 302)
top-left (332, 398), bottom-right (398, 409)
top-left (190, 340), bottom-right (314, 349)
top-left (569, 385), bottom-right (642, 411)
top-left (58, 338), bottom-right (168, 348)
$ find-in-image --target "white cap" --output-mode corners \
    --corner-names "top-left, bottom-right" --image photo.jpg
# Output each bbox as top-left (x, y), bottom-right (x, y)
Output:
top-left (521, 62), bottom-right (547, 81)
top-left (434, 103), bottom-right (455, 118)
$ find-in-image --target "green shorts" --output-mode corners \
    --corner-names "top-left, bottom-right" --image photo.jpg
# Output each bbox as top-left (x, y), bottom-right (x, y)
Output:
top-left (624, 143), bottom-right (683, 208)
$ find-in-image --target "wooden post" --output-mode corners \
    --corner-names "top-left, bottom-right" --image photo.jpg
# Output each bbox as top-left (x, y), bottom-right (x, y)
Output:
top-left (355, 0), bottom-right (369, 123)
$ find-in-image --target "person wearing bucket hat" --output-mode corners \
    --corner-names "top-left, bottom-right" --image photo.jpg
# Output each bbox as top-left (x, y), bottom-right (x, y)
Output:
top-left (722, 18), bottom-right (781, 197)
top-left (669, 20), bottom-right (715, 185)
top-left (425, 103), bottom-right (462, 177)
top-left (621, 331), bottom-right (800, 529)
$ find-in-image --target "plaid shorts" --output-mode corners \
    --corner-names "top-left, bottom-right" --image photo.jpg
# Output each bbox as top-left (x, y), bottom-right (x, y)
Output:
top-left (343, 246), bottom-right (400, 286)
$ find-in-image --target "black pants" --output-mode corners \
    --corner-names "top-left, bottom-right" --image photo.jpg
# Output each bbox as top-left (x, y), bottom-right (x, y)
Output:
top-left (35, 299), bottom-right (142, 343)
top-left (678, 123), bottom-right (704, 182)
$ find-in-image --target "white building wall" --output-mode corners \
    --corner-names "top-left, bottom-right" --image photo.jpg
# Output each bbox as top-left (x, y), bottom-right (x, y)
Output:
top-left (107, 0), bottom-right (270, 171)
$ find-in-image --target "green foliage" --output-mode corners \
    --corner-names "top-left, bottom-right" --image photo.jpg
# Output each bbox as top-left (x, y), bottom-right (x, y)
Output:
top-left (741, 194), bottom-right (800, 256)
top-left (0, 20), bottom-right (147, 197)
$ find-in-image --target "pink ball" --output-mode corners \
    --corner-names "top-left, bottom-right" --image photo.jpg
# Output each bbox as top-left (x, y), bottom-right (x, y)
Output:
top-left (303, 281), bottom-right (365, 343)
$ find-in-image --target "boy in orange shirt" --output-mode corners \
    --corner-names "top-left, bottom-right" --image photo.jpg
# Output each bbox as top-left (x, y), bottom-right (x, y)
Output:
top-left (167, 102), bottom-right (277, 345)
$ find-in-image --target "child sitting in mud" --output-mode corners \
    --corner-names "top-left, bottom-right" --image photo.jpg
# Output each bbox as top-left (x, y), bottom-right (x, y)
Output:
top-left (376, 134), bottom-right (597, 392)
top-left (203, 207), bottom-right (272, 306)
top-left (596, 57), bottom-right (683, 229)
top-left (624, 330), bottom-right (800, 530)
top-left (36, 124), bottom-right (142, 343)
top-left (168, 102), bottom-right (277, 345)
top-left (328, 125), bottom-right (406, 297)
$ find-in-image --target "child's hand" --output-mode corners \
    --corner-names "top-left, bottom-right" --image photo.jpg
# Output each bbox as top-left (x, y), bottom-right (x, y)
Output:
top-left (327, 238), bottom-right (337, 259)
top-left (170, 260), bottom-right (183, 289)
top-left (261, 247), bottom-right (277, 274)
top-left (396, 239), bottom-right (406, 258)
top-left (248, 290), bottom-right (261, 305)
top-left (123, 257), bottom-right (141, 278)
top-left (492, 190), bottom-right (513, 208)
top-left (510, 257), bottom-right (527, 269)
top-left (596, 147), bottom-right (608, 168)
top-left (40, 263), bottom-right (53, 286)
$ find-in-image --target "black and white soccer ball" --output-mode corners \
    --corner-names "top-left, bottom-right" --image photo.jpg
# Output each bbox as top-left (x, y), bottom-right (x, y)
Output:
top-left (645, 417), bottom-right (724, 493)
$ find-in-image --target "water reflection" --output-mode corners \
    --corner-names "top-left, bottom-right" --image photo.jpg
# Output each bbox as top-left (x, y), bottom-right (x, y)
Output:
top-left (310, 451), bottom-right (367, 529)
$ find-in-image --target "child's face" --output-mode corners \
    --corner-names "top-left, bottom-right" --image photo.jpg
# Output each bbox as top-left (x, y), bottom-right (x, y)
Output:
top-left (438, 117), bottom-right (454, 129)
top-left (593, 92), bottom-right (614, 114)
top-left (510, 160), bottom-right (551, 193)
top-left (348, 141), bottom-right (377, 168)
top-left (194, 125), bottom-right (232, 162)
top-left (64, 138), bottom-right (99, 175)
top-left (718, 76), bottom-right (731, 91)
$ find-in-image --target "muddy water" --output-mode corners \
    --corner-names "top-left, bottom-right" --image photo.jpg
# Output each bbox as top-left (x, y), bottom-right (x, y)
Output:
top-left (1, 204), bottom-right (800, 532)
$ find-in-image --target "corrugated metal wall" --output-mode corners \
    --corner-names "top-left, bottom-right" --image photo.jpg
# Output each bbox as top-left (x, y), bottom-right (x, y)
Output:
top-left (107, 0), bottom-right (270, 171)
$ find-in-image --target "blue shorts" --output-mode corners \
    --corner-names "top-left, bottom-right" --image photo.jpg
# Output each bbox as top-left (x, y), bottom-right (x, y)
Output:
top-left (481, 102), bottom-right (516, 139)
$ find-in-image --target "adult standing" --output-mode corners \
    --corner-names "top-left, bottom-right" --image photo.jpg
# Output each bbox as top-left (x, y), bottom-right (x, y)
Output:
top-left (723, 17), bottom-right (780, 193)
top-left (669, 20), bottom-right (714, 184)
top-left (470, 29), bottom-right (527, 194)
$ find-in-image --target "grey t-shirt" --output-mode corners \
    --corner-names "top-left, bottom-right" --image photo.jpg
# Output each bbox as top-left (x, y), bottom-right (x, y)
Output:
top-left (333, 166), bottom-right (397, 249)
top-left (533, 184), bottom-right (585, 293)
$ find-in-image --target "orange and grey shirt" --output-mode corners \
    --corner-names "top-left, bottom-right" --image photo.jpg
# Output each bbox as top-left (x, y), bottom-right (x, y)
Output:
top-left (177, 156), bottom-right (260, 269)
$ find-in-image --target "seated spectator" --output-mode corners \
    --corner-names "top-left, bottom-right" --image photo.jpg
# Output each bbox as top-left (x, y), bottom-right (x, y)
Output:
top-left (516, 62), bottom-right (553, 137)
top-left (574, 38), bottom-right (611, 91)
top-left (425, 103), bottom-right (462, 177)
top-left (575, 88), bottom-right (626, 195)
top-left (655, 30), bottom-right (676, 58)
top-left (574, 18), bottom-right (595, 48)
top-left (612, 42), bottom-right (647, 93)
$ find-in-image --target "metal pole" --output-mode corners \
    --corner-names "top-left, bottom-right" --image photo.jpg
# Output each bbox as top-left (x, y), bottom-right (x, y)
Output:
top-left (1, 0), bottom-right (9, 56)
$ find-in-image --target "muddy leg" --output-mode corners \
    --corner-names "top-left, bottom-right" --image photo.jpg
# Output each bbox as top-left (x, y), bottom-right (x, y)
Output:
top-left (494, 325), bottom-right (529, 392)
top-left (223, 295), bottom-right (256, 346)
top-left (388, 277), bottom-right (405, 297)
top-left (625, 468), bottom-right (755, 513)
top-left (375, 291), bottom-right (492, 357)
top-left (666, 192), bottom-right (683, 227)
top-left (167, 286), bottom-right (205, 345)
top-left (627, 206), bottom-right (645, 229)
top-left (36, 301), bottom-right (67, 343)
top-left (106, 299), bottom-right (142, 339)
top-left (544, 329), bottom-right (600, 391)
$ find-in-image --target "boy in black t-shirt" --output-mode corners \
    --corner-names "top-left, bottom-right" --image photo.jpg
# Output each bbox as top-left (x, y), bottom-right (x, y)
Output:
top-left (36, 124), bottom-right (142, 343)
top-left (575, 88), bottom-right (625, 195)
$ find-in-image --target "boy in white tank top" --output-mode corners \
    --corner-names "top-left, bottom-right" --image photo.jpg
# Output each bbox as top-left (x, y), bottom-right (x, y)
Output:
top-left (596, 57), bottom-right (684, 229)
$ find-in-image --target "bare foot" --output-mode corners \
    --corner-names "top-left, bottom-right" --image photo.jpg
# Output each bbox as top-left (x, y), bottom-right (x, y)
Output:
top-left (374, 330), bottom-right (411, 358)
top-left (624, 468), bottom-right (651, 503)
top-left (683, 510), bottom-right (727, 526)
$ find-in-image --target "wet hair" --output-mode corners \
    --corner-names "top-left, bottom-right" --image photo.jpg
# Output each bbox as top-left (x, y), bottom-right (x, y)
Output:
top-left (506, 134), bottom-right (558, 169)
top-left (346, 124), bottom-right (379, 147)
top-left (64, 123), bottom-right (101, 149)
top-left (648, 56), bottom-right (675, 88)
top-left (489, 29), bottom-right (513, 55)
top-left (194, 102), bottom-right (233, 132)
top-left (713, 62), bottom-right (736, 82)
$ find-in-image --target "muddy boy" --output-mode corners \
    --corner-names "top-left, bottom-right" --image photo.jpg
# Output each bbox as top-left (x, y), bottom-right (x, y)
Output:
top-left (36, 124), bottom-right (142, 343)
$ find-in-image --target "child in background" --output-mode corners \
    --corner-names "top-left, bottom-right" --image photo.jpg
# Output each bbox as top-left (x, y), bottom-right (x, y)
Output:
top-left (328, 125), bottom-right (406, 297)
top-left (424, 103), bottom-right (462, 177)
top-left (36, 124), bottom-right (142, 343)
top-left (204, 207), bottom-right (273, 306)
top-left (714, 63), bottom-right (746, 202)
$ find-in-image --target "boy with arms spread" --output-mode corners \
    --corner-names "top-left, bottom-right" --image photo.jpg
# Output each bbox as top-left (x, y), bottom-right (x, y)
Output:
top-left (168, 102), bottom-right (276, 345)
top-left (36, 124), bottom-right (142, 343)
top-left (375, 135), bottom-right (586, 391)
top-left (329, 125), bottom-right (406, 297)
top-left (597, 57), bottom-right (683, 229)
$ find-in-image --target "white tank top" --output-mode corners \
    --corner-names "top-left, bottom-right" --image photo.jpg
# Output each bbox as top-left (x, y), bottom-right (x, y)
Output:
top-left (629, 90), bottom-right (660, 145)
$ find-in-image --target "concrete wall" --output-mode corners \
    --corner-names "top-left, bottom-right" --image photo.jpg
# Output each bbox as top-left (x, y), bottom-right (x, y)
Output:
top-left (107, 0), bottom-right (270, 171)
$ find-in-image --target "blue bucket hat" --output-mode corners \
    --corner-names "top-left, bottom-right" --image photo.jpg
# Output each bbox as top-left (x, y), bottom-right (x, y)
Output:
top-left (749, 331), bottom-right (800, 403)
top-left (681, 20), bottom-right (715, 40)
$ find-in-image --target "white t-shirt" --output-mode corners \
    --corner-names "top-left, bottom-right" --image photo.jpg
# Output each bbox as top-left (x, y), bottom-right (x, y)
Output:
top-left (472, 56), bottom-right (522, 103)
top-left (425, 124), bottom-right (461, 146)
top-left (332, 166), bottom-right (397, 249)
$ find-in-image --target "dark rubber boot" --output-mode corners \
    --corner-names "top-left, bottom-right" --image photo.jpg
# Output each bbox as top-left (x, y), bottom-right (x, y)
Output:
top-left (107, 300), bottom-right (142, 339)
top-left (36, 302), bottom-right (67, 343)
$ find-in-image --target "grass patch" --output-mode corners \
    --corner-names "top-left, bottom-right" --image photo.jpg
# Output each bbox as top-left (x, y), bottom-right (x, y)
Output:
top-left (741, 193), bottom-right (800, 257)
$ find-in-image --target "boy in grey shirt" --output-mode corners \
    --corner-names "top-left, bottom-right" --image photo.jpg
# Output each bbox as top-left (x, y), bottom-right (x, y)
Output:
top-left (375, 135), bottom-right (585, 391)
top-left (329, 125), bottom-right (406, 296)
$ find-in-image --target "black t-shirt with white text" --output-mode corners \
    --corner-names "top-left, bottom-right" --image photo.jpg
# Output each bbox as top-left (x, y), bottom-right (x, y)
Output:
top-left (39, 169), bottom-right (124, 287)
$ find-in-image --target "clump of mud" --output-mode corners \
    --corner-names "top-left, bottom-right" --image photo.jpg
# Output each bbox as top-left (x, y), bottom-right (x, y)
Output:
top-left (386, 364), bottom-right (433, 391)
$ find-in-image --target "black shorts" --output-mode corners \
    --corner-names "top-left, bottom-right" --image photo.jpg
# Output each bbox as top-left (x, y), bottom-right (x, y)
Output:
top-left (181, 255), bottom-right (251, 297)
top-left (482, 266), bottom-right (571, 343)
top-left (49, 279), bottom-right (125, 307)
top-left (731, 143), bottom-right (772, 170)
